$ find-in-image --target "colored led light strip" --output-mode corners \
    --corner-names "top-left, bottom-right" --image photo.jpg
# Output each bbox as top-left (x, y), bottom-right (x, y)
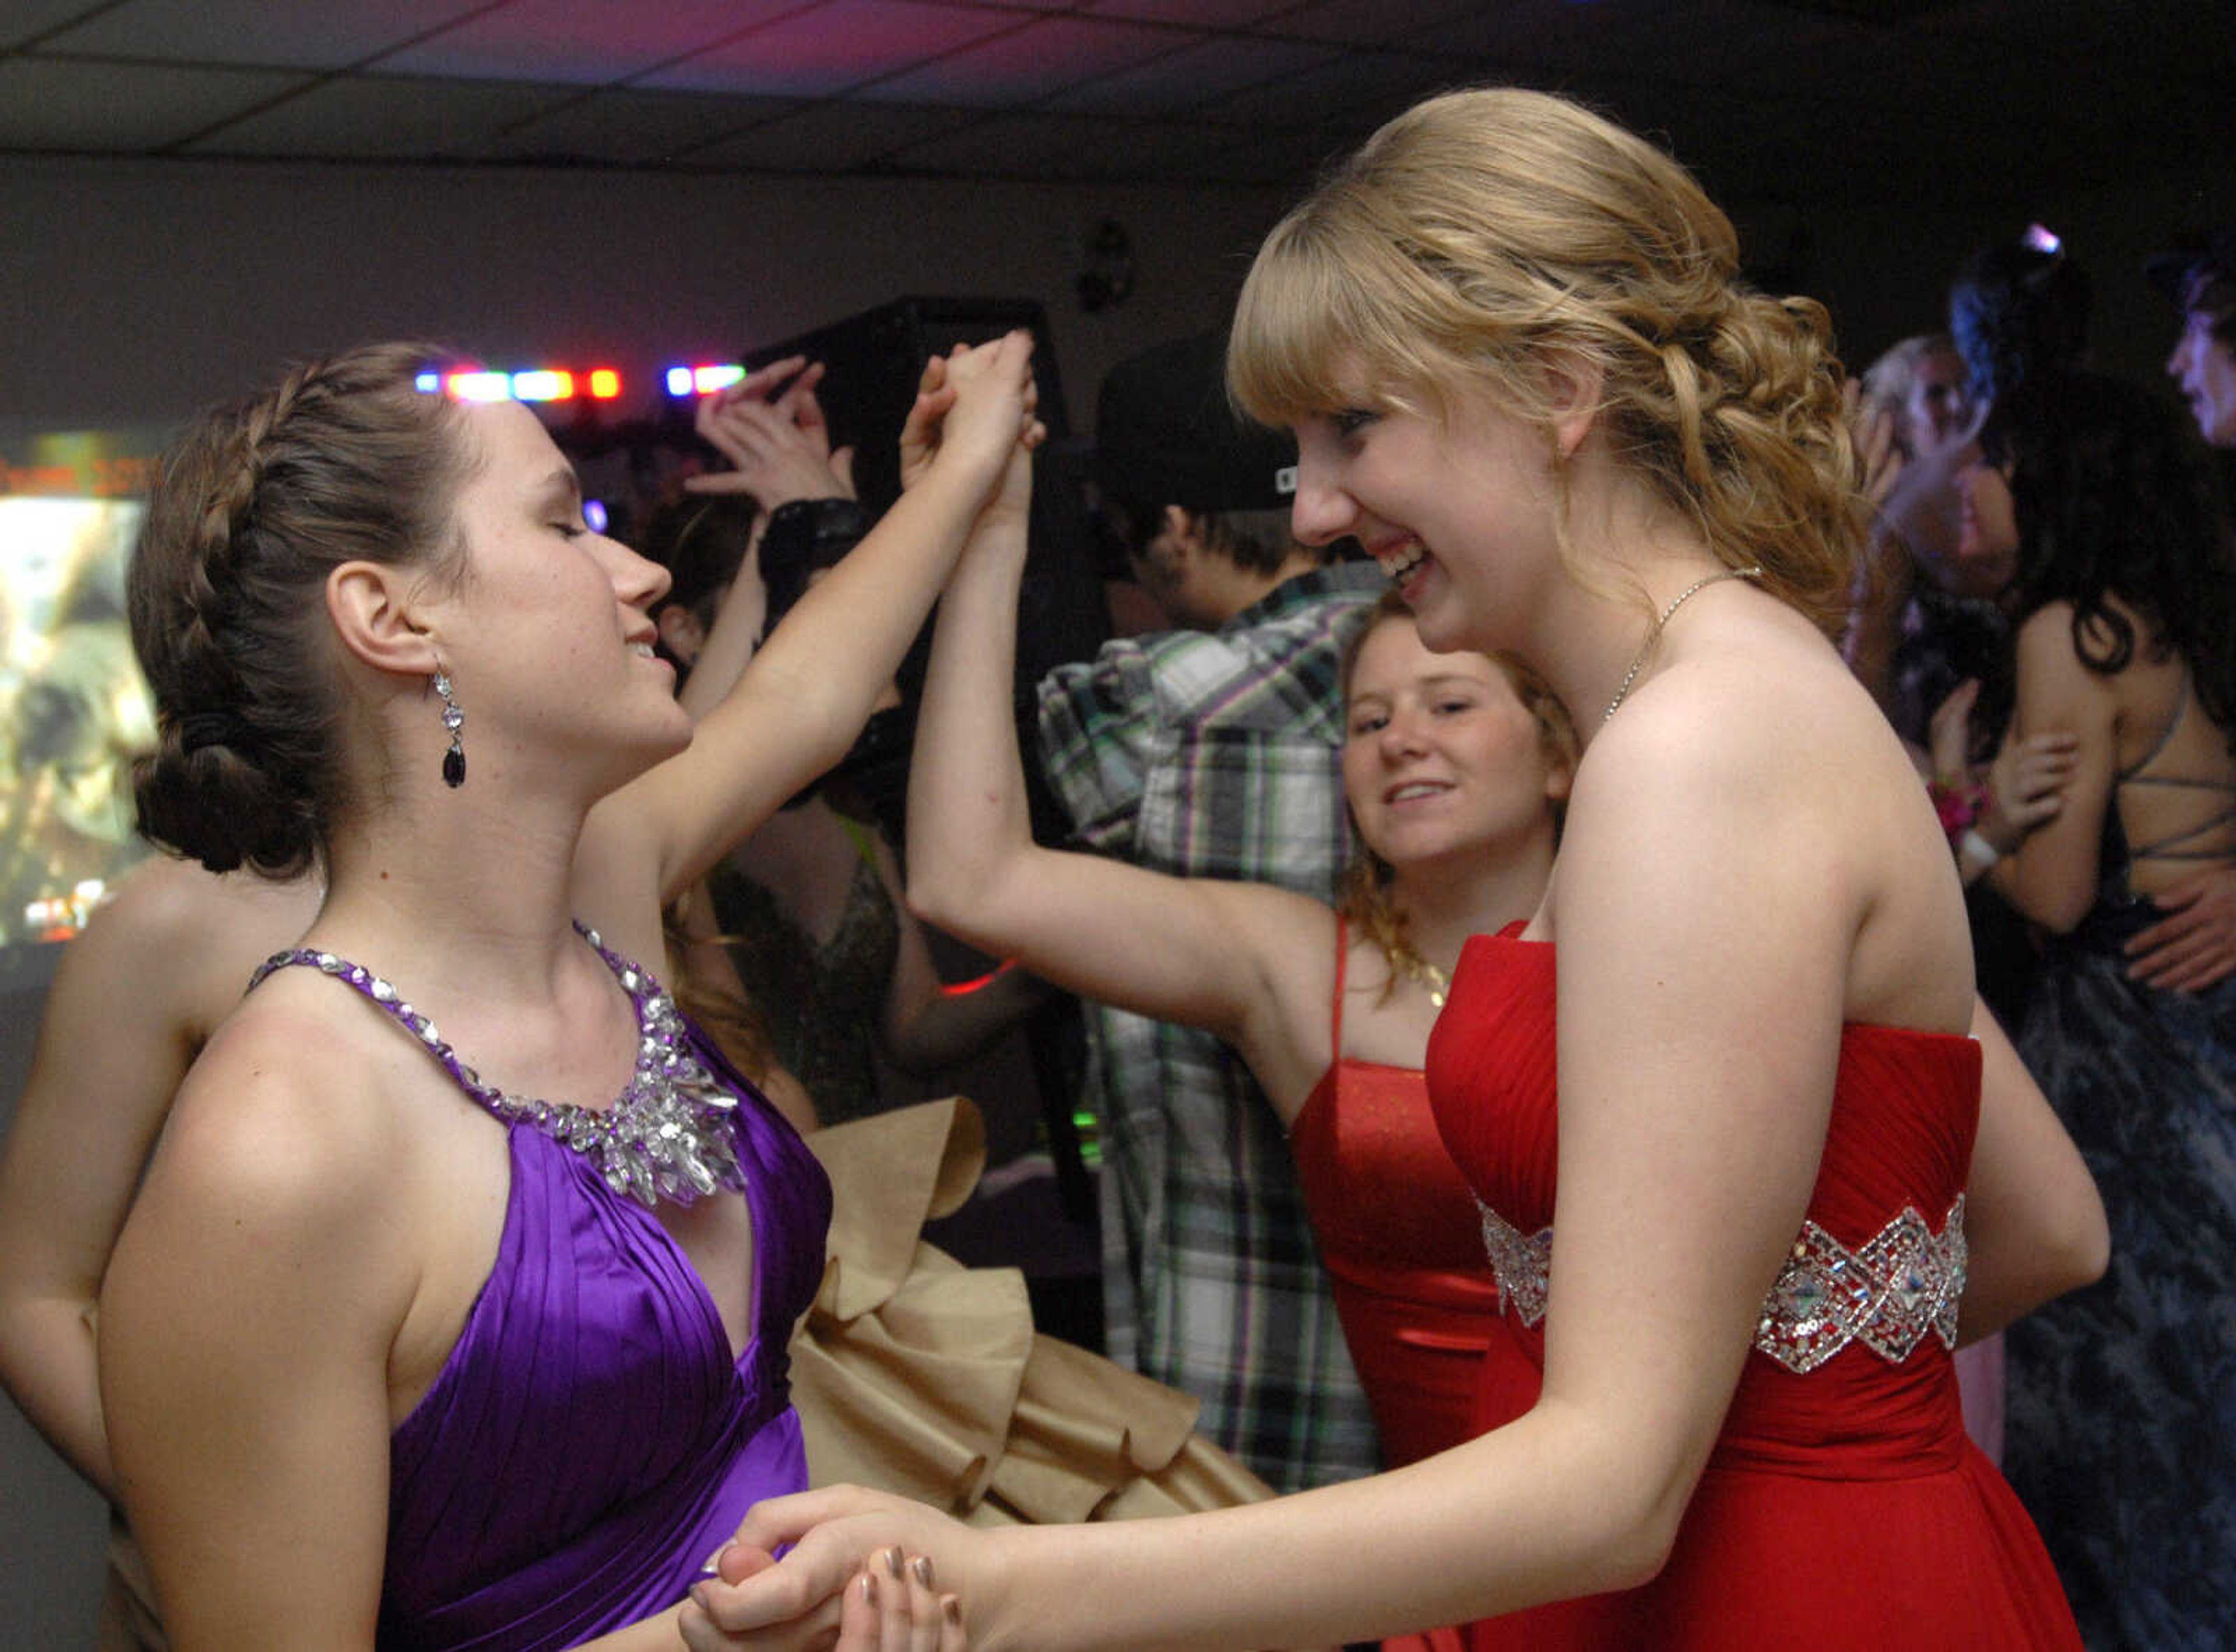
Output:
top-left (667, 363), bottom-right (746, 397)
top-left (417, 366), bottom-right (624, 402)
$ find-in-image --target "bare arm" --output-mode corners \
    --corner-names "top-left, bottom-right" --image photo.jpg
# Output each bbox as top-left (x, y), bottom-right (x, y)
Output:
top-left (688, 682), bottom-right (1886, 1652)
top-left (578, 334), bottom-right (1040, 915)
top-left (0, 860), bottom-right (278, 1494)
top-left (1987, 604), bottom-right (2117, 932)
top-left (678, 359), bottom-right (850, 722)
top-left (98, 1020), bottom-right (414, 1649)
top-left (867, 836), bottom-right (1054, 1077)
top-left (98, 1009), bottom-right (716, 1652)
top-left (903, 446), bottom-right (1334, 1116)
top-left (1955, 997), bottom-right (2107, 1342)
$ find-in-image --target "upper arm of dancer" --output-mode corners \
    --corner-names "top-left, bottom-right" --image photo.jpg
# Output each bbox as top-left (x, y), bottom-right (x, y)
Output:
top-left (685, 681), bottom-right (1869, 1652)
top-left (97, 1015), bottom-right (405, 1649)
top-left (0, 860), bottom-right (232, 1494)
top-left (903, 447), bottom-right (1332, 1112)
top-left (586, 335), bottom-right (1039, 911)
top-left (868, 836), bottom-right (1053, 1078)
top-left (1990, 604), bottom-right (2117, 932)
top-left (1955, 997), bottom-right (2107, 1340)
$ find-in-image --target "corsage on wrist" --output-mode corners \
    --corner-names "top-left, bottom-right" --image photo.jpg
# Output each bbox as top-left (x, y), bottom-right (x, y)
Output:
top-left (1928, 774), bottom-right (1985, 845)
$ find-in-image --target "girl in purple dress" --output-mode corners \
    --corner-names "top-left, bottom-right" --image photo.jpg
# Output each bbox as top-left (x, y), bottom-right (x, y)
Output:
top-left (95, 338), bottom-right (1033, 1651)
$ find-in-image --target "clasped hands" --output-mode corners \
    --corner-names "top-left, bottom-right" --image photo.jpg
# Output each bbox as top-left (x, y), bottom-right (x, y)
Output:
top-left (682, 1487), bottom-right (982, 1652)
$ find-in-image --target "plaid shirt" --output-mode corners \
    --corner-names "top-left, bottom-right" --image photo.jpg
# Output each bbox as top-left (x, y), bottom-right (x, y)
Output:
top-left (1035, 560), bottom-right (1386, 1491)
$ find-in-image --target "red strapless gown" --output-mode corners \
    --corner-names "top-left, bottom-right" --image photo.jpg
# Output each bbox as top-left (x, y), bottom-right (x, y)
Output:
top-left (1425, 927), bottom-right (2081, 1650)
top-left (1292, 922), bottom-right (1502, 1652)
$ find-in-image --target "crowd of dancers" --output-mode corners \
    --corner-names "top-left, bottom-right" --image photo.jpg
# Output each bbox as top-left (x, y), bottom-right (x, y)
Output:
top-left (2, 83), bottom-right (2233, 1652)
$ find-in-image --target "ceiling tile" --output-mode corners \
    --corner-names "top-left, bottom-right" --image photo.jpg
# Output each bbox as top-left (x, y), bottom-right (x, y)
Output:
top-left (1078, 0), bottom-right (1299, 25)
top-left (181, 73), bottom-right (578, 158)
top-left (1266, 0), bottom-right (1488, 47)
top-left (472, 87), bottom-right (801, 164)
top-left (637, 0), bottom-right (1017, 98)
top-left (1, 1), bottom-right (119, 51)
top-left (1040, 33), bottom-right (1338, 116)
top-left (31, 0), bottom-right (490, 69)
top-left (1197, 49), bottom-right (1455, 129)
top-left (887, 110), bottom-right (1244, 179)
top-left (682, 98), bottom-right (978, 170)
top-left (862, 15), bottom-right (1177, 106)
top-left (379, 0), bottom-right (809, 85)
top-left (0, 56), bottom-right (310, 147)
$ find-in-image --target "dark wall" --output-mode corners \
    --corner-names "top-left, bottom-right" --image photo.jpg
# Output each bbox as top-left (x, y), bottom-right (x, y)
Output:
top-left (0, 156), bottom-right (1290, 434)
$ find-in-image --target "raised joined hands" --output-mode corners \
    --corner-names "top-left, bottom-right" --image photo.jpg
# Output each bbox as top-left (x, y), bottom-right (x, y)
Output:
top-left (687, 356), bottom-right (858, 511)
top-left (897, 332), bottom-right (1046, 499)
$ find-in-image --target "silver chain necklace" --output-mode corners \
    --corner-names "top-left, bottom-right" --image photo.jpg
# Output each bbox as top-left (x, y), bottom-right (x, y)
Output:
top-left (1601, 565), bottom-right (1765, 724)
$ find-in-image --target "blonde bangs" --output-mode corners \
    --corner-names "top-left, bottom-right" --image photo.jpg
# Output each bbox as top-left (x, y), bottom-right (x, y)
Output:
top-left (1228, 211), bottom-right (1367, 427)
top-left (1232, 197), bottom-right (1490, 430)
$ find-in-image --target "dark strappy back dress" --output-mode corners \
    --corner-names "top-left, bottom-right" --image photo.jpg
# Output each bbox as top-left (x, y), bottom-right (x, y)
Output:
top-left (2004, 666), bottom-right (2236, 1651)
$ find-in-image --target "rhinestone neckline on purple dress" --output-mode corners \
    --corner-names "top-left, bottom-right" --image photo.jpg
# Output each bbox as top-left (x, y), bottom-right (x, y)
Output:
top-left (249, 922), bottom-right (748, 1210)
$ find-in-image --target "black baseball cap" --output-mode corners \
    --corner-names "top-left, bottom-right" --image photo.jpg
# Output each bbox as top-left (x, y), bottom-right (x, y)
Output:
top-left (2146, 226), bottom-right (2236, 305)
top-left (1094, 331), bottom-right (1297, 530)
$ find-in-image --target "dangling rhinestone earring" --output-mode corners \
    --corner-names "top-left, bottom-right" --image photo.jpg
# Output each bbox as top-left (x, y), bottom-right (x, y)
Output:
top-left (432, 668), bottom-right (466, 788)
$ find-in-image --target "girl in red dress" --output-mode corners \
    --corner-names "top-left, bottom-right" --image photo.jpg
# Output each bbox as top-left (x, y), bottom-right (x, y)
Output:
top-left (684, 86), bottom-right (2106, 1652)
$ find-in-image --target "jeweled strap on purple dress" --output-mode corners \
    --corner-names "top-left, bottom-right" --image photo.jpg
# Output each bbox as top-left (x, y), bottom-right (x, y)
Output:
top-left (252, 925), bottom-right (833, 1652)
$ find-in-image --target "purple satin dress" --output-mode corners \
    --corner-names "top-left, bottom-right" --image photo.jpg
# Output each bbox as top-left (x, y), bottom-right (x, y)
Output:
top-left (257, 936), bottom-right (832, 1652)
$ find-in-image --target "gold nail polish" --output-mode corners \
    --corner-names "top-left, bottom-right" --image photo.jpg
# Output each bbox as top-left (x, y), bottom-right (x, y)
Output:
top-left (861, 1572), bottom-right (878, 1607)
top-left (912, 1555), bottom-right (936, 1589)
top-left (885, 1545), bottom-right (906, 1580)
top-left (942, 1595), bottom-right (962, 1626)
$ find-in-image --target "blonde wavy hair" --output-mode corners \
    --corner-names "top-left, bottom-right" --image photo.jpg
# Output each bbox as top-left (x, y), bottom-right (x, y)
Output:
top-left (1228, 87), bottom-right (1865, 637)
top-left (1336, 593), bottom-right (1577, 1002)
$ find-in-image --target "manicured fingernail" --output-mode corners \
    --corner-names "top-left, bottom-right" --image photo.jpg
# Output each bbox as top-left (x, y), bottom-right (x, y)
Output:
top-left (943, 1595), bottom-right (962, 1625)
top-left (885, 1545), bottom-right (907, 1579)
top-left (861, 1573), bottom-right (878, 1607)
top-left (912, 1555), bottom-right (936, 1589)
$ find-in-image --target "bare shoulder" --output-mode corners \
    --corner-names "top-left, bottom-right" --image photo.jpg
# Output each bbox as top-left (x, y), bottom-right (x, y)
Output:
top-left (1574, 620), bottom-right (1969, 1029)
top-left (2014, 600), bottom-right (2090, 667)
top-left (148, 979), bottom-right (409, 1241)
top-left (87, 858), bottom-right (321, 1039)
top-left (1579, 626), bottom-right (1905, 850)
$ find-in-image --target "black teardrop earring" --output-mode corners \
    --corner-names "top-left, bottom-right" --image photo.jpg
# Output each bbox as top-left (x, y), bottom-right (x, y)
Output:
top-left (433, 668), bottom-right (466, 788)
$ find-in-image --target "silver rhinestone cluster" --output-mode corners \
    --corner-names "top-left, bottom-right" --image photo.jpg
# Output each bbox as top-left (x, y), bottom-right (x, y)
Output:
top-left (1475, 1194), bottom-right (1966, 1373)
top-left (251, 924), bottom-right (748, 1211)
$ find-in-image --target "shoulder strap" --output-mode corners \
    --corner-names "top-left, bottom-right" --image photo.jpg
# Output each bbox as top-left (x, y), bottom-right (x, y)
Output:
top-left (2117, 666), bottom-right (2192, 782)
top-left (1329, 913), bottom-right (1349, 1055)
top-left (248, 945), bottom-right (487, 1108)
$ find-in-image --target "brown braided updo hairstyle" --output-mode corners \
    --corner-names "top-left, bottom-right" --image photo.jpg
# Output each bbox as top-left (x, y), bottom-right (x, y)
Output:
top-left (1228, 87), bottom-right (1864, 635)
top-left (129, 342), bottom-right (473, 876)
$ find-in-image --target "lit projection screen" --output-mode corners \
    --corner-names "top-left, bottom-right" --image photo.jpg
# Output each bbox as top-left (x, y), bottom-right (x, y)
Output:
top-left (1, 431), bottom-right (164, 978)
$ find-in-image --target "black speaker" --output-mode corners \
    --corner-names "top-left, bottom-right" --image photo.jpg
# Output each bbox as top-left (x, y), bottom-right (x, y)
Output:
top-left (745, 296), bottom-right (1115, 828)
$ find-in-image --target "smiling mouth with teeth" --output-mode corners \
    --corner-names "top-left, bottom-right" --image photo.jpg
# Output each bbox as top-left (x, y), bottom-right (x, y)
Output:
top-left (1381, 542), bottom-right (1426, 582)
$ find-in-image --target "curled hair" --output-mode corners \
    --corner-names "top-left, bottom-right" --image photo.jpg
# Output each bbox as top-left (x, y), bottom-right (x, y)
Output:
top-left (129, 342), bottom-right (472, 876)
top-left (1998, 370), bottom-right (2236, 742)
top-left (1335, 593), bottom-right (1577, 1002)
top-left (1229, 86), bottom-right (1864, 635)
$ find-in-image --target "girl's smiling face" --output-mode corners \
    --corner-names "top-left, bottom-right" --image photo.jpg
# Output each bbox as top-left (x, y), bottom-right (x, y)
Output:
top-left (1341, 614), bottom-right (1568, 875)
top-left (1290, 371), bottom-right (1565, 658)
top-left (434, 401), bottom-right (689, 790)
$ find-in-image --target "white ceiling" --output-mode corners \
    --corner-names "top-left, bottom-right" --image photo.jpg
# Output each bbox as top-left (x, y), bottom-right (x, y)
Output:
top-left (0, 0), bottom-right (2228, 202)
